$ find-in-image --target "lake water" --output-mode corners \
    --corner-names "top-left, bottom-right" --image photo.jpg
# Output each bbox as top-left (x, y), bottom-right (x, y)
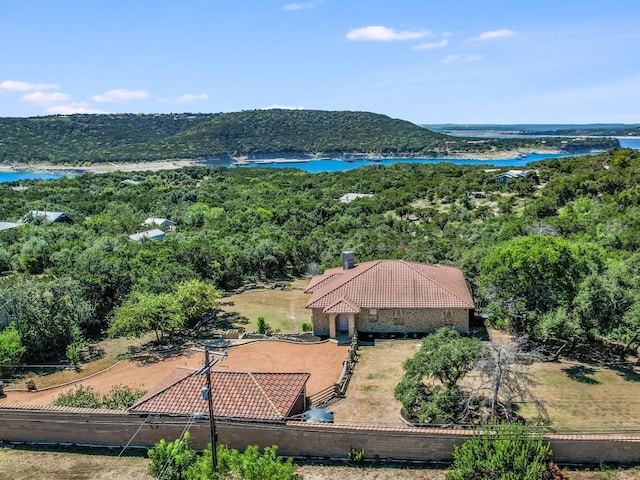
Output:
top-left (1, 137), bottom-right (638, 181)
top-left (0, 171), bottom-right (63, 183)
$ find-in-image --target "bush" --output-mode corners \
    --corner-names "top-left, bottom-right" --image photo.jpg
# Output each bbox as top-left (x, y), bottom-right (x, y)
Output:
top-left (256, 316), bottom-right (271, 334)
top-left (52, 384), bottom-right (145, 410)
top-left (148, 432), bottom-right (198, 480)
top-left (301, 321), bottom-right (313, 332)
top-left (446, 422), bottom-right (564, 480)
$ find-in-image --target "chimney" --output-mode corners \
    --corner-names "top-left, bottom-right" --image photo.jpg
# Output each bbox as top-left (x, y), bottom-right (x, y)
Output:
top-left (342, 251), bottom-right (355, 270)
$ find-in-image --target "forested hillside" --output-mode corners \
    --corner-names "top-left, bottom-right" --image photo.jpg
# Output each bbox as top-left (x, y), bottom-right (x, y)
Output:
top-left (0, 110), bottom-right (618, 164)
top-left (1, 148), bottom-right (639, 366)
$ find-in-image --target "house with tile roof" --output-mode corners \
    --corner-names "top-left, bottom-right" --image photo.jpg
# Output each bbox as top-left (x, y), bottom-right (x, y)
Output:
top-left (143, 217), bottom-right (177, 230)
top-left (305, 255), bottom-right (474, 339)
top-left (130, 369), bottom-right (310, 421)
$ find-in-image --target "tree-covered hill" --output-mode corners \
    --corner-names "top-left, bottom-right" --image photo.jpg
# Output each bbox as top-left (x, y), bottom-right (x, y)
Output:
top-left (0, 110), bottom-right (618, 165)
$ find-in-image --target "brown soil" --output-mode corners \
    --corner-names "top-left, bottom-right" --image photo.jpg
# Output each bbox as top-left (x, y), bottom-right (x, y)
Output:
top-left (0, 340), bottom-right (348, 406)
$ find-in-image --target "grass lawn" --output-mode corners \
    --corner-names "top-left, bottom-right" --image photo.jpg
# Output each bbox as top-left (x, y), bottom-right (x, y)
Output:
top-left (221, 279), bottom-right (311, 334)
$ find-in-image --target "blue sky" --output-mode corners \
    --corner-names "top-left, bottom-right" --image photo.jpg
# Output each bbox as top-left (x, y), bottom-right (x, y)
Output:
top-left (1, 0), bottom-right (639, 124)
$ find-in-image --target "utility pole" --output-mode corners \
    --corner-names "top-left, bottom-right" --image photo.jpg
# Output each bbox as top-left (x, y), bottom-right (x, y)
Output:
top-left (192, 346), bottom-right (227, 476)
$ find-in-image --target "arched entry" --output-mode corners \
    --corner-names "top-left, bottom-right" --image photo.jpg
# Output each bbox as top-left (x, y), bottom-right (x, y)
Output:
top-left (338, 314), bottom-right (349, 334)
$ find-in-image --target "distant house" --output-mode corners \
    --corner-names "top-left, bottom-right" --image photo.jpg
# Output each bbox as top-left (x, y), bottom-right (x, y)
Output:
top-left (121, 179), bottom-right (141, 186)
top-left (128, 229), bottom-right (166, 241)
top-left (305, 254), bottom-right (474, 339)
top-left (129, 370), bottom-right (310, 421)
top-left (143, 217), bottom-right (177, 230)
top-left (0, 222), bottom-right (19, 232)
top-left (339, 193), bottom-right (374, 203)
top-left (21, 210), bottom-right (74, 224)
top-left (495, 169), bottom-right (538, 184)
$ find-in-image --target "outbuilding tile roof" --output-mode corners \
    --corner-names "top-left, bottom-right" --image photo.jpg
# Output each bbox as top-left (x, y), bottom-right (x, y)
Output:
top-left (130, 370), bottom-right (309, 420)
top-left (306, 260), bottom-right (474, 311)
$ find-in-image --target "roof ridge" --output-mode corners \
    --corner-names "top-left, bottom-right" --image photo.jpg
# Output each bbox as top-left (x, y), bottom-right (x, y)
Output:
top-left (248, 372), bottom-right (281, 418)
top-left (402, 261), bottom-right (472, 307)
top-left (308, 260), bottom-right (381, 307)
top-left (131, 369), bottom-right (198, 409)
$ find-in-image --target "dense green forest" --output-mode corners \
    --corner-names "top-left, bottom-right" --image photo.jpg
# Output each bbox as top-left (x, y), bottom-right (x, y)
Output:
top-left (1, 148), bottom-right (640, 367)
top-left (0, 110), bottom-right (618, 164)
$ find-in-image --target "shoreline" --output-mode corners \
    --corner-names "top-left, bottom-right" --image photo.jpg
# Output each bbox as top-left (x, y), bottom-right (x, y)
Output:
top-left (0, 148), bottom-right (570, 175)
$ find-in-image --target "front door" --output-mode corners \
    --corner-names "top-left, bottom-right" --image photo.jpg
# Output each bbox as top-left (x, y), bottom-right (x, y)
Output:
top-left (338, 314), bottom-right (349, 334)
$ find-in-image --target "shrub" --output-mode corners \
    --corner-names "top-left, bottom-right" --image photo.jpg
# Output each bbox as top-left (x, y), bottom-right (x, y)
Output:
top-left (446, 422), bottom-right (563, 480)
top-left (301, 321), bottom-right (313, 333)
top-left (52, 384), bottom-right (145, 410)
top-left (148, 432), bottom-right (197, 480)
top-left (256, 316), bottom-right (271, 334)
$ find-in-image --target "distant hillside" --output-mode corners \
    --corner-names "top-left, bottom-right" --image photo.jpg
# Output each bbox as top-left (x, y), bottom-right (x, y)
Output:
top-left (0, 110), bottom-right (619, 165)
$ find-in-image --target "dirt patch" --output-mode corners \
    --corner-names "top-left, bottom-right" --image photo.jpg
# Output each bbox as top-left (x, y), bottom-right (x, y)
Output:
top-left (0, 341), bottom-right (348, 406)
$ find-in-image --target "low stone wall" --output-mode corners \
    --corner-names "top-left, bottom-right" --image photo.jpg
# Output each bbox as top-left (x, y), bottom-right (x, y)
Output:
top-left (1, 406), bottom-right (639, 465)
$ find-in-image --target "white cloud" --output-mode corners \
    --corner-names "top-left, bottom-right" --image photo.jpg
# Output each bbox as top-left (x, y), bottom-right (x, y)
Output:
top-left (283, 1), bottom-right (319, 10)
top-left (412, 39), bottom-right (448, 50)
top-left (261, 105), bottom-right (305, 110)
top-left (92, 88), bottom-right (150, 103)
top-left (346, 26), bottom-right (429, 42)
top-left (0, 80), bottom-right (58, 92)
top-left (20, 91), bottom-right (70, 106)
top-left (159, 93), bottom-right (208, 104)
top-left (47, 102), bottom-right (107, 114)
top-left (473, 29), bottom-right (515, 41)
top-left (442, 54), bottom-right (483, 64)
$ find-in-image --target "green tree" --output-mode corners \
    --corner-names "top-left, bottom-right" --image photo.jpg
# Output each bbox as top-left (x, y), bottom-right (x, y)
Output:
top-left (394, 328), bottom-right (482, 424)
top-left (480, 236), bottom-right (604, 334)
top-left (175, 279), bottom-right (222, 328)
top-left (446, 423), bottom-right (562, 480)
top-left (0, 325), bottom-right (26, 377)
top-left (403, 328), bottom-right (482, 389)
top-left (109, 291), bottom-right (185, 343)
top-left (148, 433), bottom-right (198, 480)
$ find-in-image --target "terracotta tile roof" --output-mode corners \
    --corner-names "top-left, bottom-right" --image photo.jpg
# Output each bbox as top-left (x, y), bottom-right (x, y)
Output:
top-left (306, 260), bottom-right (474, 311)
top-left (323, 297), bottom-right (360, 314)
top-left (130, 370), bottom-right (309, 420)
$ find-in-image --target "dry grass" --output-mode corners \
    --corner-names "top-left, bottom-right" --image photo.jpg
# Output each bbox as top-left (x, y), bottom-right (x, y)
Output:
top-left (331, 340), bottom-right (419, 426)
top-left (2, 449), bottom-right (639, 479)
top-left (0, 448), bottom-right (152, 480)
top-left (221, 279), bottom-right (311, 333)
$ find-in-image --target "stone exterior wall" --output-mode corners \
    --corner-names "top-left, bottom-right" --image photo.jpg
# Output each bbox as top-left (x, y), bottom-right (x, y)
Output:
top-left (311, 309), bottom-right (329, 336)
top-left (357, 308), bottom-right (469, 333)
top-left (311, 307), bottom-right (469, 336)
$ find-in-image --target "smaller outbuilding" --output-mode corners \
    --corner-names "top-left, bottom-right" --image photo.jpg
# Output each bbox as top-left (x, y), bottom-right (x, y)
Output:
top-left (130, 370), bottom-right (310, 421)
top-left (129, 229), bottom-right (166, 241)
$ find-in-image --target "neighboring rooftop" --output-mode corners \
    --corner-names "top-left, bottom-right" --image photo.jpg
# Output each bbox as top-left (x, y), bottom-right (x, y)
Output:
top-left (143, 217), bottom-right (177, 228)
top-left (128, 229), bottom-right (166, 241)
top-left (21, 210), bottom-right (74, 224)
top-left (339, 193), bottom-right (374, 203)
top-left (130, 370), bottom-right (310, 420)
top-left (0, 221), bottom-right (19, 232)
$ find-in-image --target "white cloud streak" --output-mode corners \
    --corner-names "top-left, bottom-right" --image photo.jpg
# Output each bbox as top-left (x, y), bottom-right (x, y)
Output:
top-left (346, 26), bottom-right (429, 42)
top-left (473, 29), bottom-right (515, 41)
top-left (0, 80), bottom-right (58, 92)
top-left (21, 91), bottom-right (70, 106)
top-left (47, 102), bottom-right (107, 114)
top-left (283, 2), bottom-right (319, 10)
top-left (412, 39), bottom-right (448, 50)
top-left (92, 88), bottom-right (150, 103)
top-left (159, 93), bottom-right (208, 104)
